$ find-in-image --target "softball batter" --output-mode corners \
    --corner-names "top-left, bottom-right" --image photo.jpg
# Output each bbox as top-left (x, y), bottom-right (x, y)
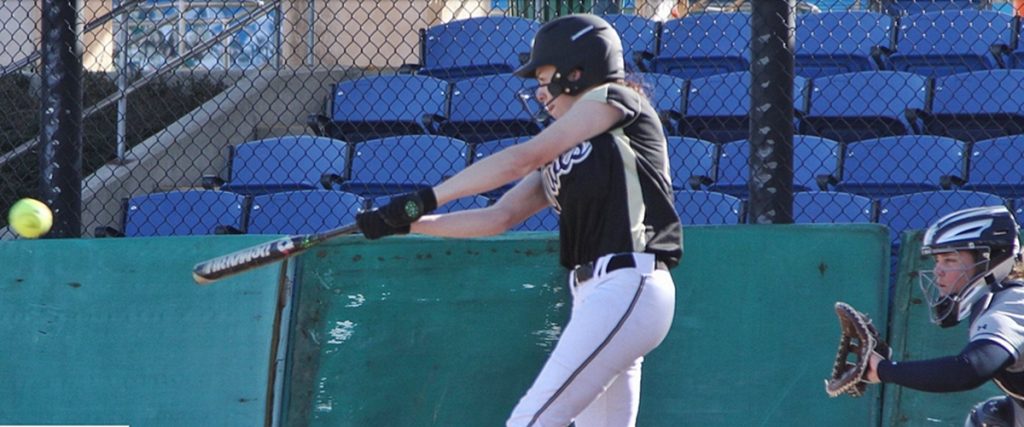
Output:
top-left (356, 13), bottom-right (682, 427)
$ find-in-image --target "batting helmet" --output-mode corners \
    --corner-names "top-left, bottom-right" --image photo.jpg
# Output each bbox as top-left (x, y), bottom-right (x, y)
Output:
top-left (919, 205), bottom-right (1022, 328)
top-left (513, 14), bottom-right (625, 96)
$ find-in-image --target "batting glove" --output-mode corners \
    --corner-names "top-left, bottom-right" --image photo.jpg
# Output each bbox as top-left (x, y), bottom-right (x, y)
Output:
top-left (356, 209), bottom-right (410, 240)
top-left (377, 188), bottom-right (438, 227)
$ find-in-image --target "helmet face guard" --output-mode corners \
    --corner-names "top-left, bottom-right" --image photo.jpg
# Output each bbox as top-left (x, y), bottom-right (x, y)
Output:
top-left (917, 250), bottom-right (990, 328)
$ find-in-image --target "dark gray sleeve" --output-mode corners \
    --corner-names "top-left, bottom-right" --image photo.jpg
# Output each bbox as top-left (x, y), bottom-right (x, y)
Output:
top-left (876, 339), bottom-right (1013, 392)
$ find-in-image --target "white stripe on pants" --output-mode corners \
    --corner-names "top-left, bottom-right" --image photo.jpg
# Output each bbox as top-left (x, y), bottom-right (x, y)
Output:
top-left (506, 264), bottom-right (675, 427)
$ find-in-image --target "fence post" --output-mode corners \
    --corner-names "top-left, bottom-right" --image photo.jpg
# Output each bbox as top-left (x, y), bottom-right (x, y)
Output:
top-left (748, 0), bottom-right (794, 224)
top-left (39, 0), bottom-right (83, 237)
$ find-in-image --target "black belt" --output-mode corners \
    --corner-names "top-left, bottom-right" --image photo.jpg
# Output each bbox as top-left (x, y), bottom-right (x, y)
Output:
top-left (573, 253), bottom-right (668, 285)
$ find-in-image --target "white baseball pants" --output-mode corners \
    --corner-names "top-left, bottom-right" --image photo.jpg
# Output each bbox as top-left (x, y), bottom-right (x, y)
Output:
top-left (506, 252), bottom-right (676, 427)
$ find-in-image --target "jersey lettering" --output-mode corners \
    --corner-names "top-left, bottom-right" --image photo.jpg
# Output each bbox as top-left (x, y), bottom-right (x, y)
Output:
top-left (543, 142), bottom-right (593, 211)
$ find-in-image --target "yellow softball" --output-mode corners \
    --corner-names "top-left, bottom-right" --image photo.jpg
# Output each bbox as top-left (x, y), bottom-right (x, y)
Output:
top-left (8, 198), bottom-right (53, 239)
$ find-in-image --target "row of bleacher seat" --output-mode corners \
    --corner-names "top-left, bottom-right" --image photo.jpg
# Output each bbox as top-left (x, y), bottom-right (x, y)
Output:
top-left (96, 188), bottom-right (1024, 241)
top-left (880, 0), bottom-right (1011, 16)
top-left (682, 69), bottom-right (1024, 144)
top-left (308, 69), bottom-right (1024, 145)
top-left (686, 134), bottom-right (1024, 200)
top-left (400, 12), bottom-right (1024, 83)
top-left (197, 134), bottom-right (1024, 207)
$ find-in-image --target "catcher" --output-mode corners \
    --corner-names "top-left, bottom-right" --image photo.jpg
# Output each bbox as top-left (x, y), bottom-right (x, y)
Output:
top-left (849, 206), bottom-right (1024, 426)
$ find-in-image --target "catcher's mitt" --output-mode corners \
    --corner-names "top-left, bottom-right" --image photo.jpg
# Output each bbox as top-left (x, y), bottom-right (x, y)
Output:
top-left (824, 301), bottom-right (892, 398)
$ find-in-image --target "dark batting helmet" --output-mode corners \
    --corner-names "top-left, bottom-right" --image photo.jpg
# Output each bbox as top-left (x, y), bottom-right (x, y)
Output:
top-left (513, 14), bottom-right (626, 96)
top-left (918, 205), bottom-right (1022, 327)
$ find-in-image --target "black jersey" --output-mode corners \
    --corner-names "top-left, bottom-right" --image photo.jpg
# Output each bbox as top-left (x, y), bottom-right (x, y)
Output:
top-left (540, 83), bottom-right (683, 269)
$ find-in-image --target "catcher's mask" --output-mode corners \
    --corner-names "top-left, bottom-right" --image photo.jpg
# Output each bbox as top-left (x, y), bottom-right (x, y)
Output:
top-left (919, 205), bottom-right (1022, 328)
top-left (513, 14), bottom-right (625, 101)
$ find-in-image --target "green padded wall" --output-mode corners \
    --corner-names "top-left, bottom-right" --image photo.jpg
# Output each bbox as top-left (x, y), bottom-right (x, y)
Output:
top-left (638, 224), bottom-right (889, 426)
top-left (285, 224), bottom-right (891, 426)
top-left (884, 231), bottom-right (1007, 427)
top-left (282, 234), bottom-right (566, 426)
top-left (0, 236), bottom-right (287, 426)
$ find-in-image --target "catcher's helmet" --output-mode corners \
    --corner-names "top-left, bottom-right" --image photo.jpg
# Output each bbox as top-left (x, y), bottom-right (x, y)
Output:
top-left (919, 205), bottom-right (1022, 328)
top-left (513, 14), bottom-right (625, 96)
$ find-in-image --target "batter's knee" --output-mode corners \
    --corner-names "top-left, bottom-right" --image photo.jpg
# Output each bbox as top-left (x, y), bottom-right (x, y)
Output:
top-left (965, 396), bottom-right (1014, 427)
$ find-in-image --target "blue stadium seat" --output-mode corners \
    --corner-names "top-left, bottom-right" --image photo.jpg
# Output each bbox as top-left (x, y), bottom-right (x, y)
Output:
top-left (248, 190), bottom-right (364, 235)
top-left (682, 71), bottom-right (808, 143)
top-left (882, 0), bottom-right (994, 16)
top-left (877, 189), bottom-right (1006, 245)
top-left (308, 75), bottom-right (449, 142)
top-left (122, 190), bottom-right (247, 237)
top-left (793, 191), bottom-right (874, 223)
top-left (435, 195), bottom-right (492, 214)
top-left (826, 135), bottom-right (966, 198)
top-left (707, 135), bottom-right (840, 197)
top-left (417, 16), bottom-right (539, 80)
top-left (794, 12), bottom-right (894, 79)
top-left (511, 207), bottom-right (560, 232)
top-left (888, 11), bottom-right (1015, 77)
top-left (342, 135), bottom-right (467, 198)
top-left (673, 190), bottom-right (744, 225)
top-left (439, 73), bottom-right (543, 144)
top-left (211, 136), bottom-right (349, 195)
top-left (878, 188), bottom-right (1004, 285)
top-left (800, 71), bottom-right (928, 143)
top-left (632, 73), bottom-right (686, 134)
top-left (922, 70), bottom-right (1024, 142)
top-left (653, 13), bottom-right (751, 79)
top-left (793, 135), bottom-right (842, 192)
top-left (668, 136), bottom-right (717, 191)
top-left (962, 135), bottom-right (1024, 198)
top-left (604, 14), bottom-right (660, 72)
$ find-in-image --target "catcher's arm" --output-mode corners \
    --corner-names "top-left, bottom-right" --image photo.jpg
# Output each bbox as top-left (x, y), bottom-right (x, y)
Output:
top-left (866, 352), bottom-right (885, 383)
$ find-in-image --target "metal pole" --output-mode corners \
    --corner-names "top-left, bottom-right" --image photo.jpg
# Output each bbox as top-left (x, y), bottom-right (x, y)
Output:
top-left (307, 0), bottom-right (315, 66)
top-left (748, 0), bottom-right (794, 224)
top-left (275, 0), bottom-right (283, 69)
top-left (116, 0), bottom-right (129, 161)
top-left (39, 0), bottom-right (83, 237)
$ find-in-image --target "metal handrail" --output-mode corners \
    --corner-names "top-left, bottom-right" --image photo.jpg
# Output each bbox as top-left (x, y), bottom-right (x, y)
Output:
top-left (0, 0), bottom-right (281, 168)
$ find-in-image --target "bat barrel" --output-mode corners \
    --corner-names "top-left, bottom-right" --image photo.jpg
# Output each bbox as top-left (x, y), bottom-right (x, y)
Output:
top-left (191, 222), bottom-right (358, 285)
top-left (192, 236), bottom-right (300, 284)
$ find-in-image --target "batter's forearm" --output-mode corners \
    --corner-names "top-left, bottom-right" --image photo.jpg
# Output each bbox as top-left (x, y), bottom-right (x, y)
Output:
top-left (433, 148), bottom-right (536, 206)
top-left (411, 209), bottom-right (511, 237)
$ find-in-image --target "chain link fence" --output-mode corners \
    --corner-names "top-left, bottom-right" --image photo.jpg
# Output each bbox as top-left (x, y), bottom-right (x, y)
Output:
top-left (1, 0), bottom-right (1022, 241)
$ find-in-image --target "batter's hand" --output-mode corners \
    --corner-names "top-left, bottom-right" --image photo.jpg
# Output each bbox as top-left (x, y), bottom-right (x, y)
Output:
top-left (376, 189), bottom-right (438, 227)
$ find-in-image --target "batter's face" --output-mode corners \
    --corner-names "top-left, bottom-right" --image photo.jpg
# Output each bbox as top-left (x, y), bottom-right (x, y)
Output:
top-left (932, 251), bottom-right (979, 296)
top-left (534, 65), bottom-right (580, 119)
